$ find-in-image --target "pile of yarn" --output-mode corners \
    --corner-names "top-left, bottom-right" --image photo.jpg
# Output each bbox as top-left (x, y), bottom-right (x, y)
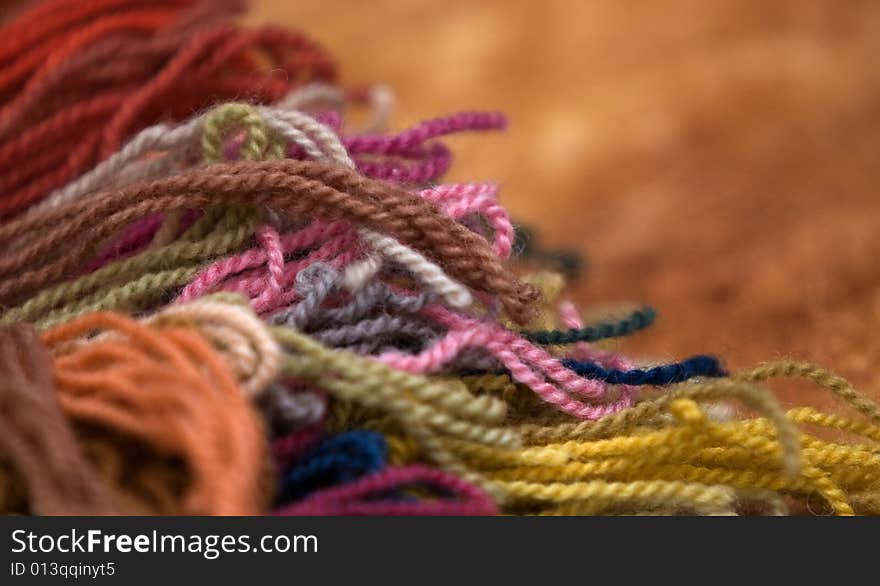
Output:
top-left (0, 0), bottom-right (877, 516)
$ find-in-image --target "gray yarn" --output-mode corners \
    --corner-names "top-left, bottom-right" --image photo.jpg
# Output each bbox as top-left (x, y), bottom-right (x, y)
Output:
top-left (334, 336), bottom-right (436, 356)
top-left (319, 281), bottom-right (432, 326)
top-left (310, 315), bottom-right (440, 348)
top-left (286, 262), bottom-right (340, 329)
top-left (270, 262), bottom-right (434, 330)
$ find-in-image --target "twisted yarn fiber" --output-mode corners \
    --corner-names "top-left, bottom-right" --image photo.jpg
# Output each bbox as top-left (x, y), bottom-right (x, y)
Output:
top-left (0, 0), bottom-right (877, 517)
top-left (41, 312), bottom-right (268, 515)
top-left (0, 324), bottom-right (119, 515)
top-left (561, 355), bottom-right (726, 385)
top-left (522, 306), bottom-right (656, 344)
top-left (276, 466), bottom-right (498, 516)
top-left (0, 0), bottom-right (336, 218)
top-left (0, 160), bottom-right (538, 322)
top-left (276, 430), bottom-right (387, 502)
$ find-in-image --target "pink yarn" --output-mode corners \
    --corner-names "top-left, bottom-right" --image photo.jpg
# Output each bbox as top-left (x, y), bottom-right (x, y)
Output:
top-left (176, 178), bottom-right (511, 309)
top-left (274, 466), bottom-right (498, 516)
top-left (253, 224), bottom-right (285, 307)
top-left (420, 183), bottom-right (513, 259)
top-left (176, 220), bottom-right (350, 303)
top-left (222, 233), bottom-right (356, 313)
top-left (352, 143), bottom-right (451, 184)
top-left (315, 110), bottom-right (342, 132)
top-left (344, 112), bottom-right (506, 154)
top-left (284, 111), bottom-right (506, 185)
top-left (376, 305), bottom-right (633, 420)
top-left (558, 300), bottom-right (640, 404)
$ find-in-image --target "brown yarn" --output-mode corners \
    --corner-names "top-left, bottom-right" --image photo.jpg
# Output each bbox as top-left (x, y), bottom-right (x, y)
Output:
top-left (0, 323), bottom-right (119, 515)
top-left (76, 428), bottom-right (191, 515)
top-left (0, 160), bottom-right (539, 322)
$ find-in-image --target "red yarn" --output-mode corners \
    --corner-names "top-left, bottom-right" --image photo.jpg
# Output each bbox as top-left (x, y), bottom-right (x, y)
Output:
top-left (0, 0), bottom-right (336, 219)
top-left (0, 0), bottom-right (198, 94)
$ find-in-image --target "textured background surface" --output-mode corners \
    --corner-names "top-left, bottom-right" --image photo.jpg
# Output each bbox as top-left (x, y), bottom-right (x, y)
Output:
top-left (246, 0), bottom-right (880, 406)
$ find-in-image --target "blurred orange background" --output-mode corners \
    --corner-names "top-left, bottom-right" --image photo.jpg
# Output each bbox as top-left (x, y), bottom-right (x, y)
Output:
top-left (246, 1), bottom-right (880, 405)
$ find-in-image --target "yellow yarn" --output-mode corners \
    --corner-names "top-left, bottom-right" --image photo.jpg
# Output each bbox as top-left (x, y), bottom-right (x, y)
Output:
top-left (481, 364), bottom-right (880, 516)
top-left (67, 287), bottom-right (872, 516)
top-left (370, 369), bottom-right (876, 515)
top-left (321, 381), bottom-right (871, 515)
top-left (271, 317), bottom-right (880, 515)
top-left (499, 479), bottom-right (735, 515)
top-left (735, 360), bottom-right (880, 424)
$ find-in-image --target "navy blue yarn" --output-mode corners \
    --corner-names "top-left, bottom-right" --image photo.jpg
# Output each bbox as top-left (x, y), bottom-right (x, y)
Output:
top-left (276, 430), bottom-right (387, 503)
top-left (523, 306), bottom-right (657, 345)
top-left (561, 355), bottom-right (726, 385)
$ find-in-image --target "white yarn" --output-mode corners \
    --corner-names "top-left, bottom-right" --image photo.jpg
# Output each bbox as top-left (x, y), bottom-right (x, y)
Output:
top-left (39, 117), bottom-right (204, 211)
top-left (359, 84), bottom-right (395, 133)
top-left (340, 232), bottom-right (472, 308)
top-left (275, 82), bottom-right (345, 112)
top-left (149, 300), bottom-right (282, 399)
top-left (266, 386), bottom-right (326, 429)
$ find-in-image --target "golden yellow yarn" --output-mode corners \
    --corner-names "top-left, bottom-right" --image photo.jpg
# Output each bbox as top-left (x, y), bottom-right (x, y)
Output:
top-left (108, 291), bottom-right (878, 516)
top-left (272, 316), bottom-right (880, 515)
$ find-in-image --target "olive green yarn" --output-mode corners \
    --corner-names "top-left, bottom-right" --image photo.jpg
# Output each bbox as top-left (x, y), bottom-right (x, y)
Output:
top-left (33, 265), bottom-right (204, 329)
top-left (0, 103), bottom-right (287, 329)
top-left (202, 103), bottom-right (272, 163)
top-left (0, 209), bottom-right (260, 326)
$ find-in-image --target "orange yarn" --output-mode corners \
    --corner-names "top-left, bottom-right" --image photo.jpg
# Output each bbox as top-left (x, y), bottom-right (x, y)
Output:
top-left (42, 312), bottom-right (267, 515)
